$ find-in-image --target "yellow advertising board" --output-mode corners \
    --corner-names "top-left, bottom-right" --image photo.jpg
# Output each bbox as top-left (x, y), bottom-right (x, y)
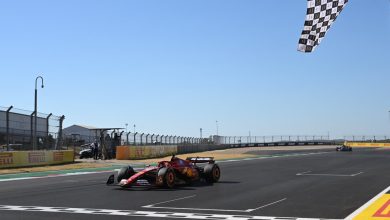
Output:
top-left (345, 142), bottom-right (390, 148)
top-left (116, 145), bottom-right (177, 160)
top-left (0, 150), bottom-right (74, 168)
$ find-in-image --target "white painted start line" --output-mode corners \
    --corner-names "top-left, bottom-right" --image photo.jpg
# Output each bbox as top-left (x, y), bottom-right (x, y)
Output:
top-left (142, 194), bottom-right (287, 213)
top-left (0, 205), bottom-right (341, 220)
top-left (296, 171), bottom-right (364, 177)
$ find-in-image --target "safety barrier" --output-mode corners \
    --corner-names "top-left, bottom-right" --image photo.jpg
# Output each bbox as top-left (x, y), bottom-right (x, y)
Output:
top-left (116, 145), bottom-right (178, 160)
top-left (0, 150), bottom-right (74, 169)
top-left (345, 142), bottom-right (390, 148)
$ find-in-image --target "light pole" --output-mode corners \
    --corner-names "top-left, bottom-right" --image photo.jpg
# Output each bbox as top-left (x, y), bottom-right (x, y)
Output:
top-left (133, 124), bottom-right (136, 133)
top-left (216, 120), bottom-right (219, 136)
top-left (33, 76), bottom-right (44, 150)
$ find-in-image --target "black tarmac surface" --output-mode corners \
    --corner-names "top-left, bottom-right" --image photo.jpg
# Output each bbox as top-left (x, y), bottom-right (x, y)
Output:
top-left (1, 147), bottom-right (390, 220)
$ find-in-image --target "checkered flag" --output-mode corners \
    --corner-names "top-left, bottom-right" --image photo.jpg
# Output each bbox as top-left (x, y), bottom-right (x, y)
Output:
top-left (298, 0), bottom-right (348, 52)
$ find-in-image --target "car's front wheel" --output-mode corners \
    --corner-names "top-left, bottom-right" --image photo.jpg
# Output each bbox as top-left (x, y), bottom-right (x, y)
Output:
top-left (117, 166), bottom-right (135, 183)
top-left (164, 169), bottom-right (176, 188)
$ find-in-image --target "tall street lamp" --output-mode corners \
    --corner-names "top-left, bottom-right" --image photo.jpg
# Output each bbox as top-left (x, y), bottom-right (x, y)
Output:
top-left (33, 76), bottom-right (44, 150)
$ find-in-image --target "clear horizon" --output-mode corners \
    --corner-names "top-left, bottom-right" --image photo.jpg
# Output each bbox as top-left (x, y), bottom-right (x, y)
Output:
top-left (1, 0), bottom-right (389, 138)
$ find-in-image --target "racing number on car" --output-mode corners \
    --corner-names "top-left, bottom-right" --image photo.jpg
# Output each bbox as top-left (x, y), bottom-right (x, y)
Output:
top-left (373, 199), bottom-right (390, 217)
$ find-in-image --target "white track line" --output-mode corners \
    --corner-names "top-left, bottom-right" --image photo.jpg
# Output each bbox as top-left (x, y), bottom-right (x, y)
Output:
top-left (0, 170), bottom-right (114, 182)
top-left (218, 152), bottom-right (330, 163)
top-left (0, 205), bottom-right (340, 220)
top-left (246, 198), bottom-right (287, 212)
top-left (296, 171), bottom-right (364, 177)
top-left (344, 185), bottom-right (390, 220)
top-left (143, 195), bottom-right (197, 207)
top-left (143, 195), bottom-right (287, 213)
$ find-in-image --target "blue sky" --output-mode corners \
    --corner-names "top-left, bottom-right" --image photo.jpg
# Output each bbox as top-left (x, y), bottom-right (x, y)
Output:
top-left (0, 0), bottom-right (389, 138)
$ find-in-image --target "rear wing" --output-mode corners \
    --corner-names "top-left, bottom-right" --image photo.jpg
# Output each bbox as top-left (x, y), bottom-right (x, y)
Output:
top-left (186, 157), bottom-right (215, 164)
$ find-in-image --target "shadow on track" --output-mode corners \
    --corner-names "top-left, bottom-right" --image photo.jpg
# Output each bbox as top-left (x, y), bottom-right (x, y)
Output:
top-left (112, 180), bottom-right (240, 191)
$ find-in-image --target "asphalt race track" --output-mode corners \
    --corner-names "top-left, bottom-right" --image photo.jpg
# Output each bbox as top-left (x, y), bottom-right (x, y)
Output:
top-left (1, 147), bottom-right (390, 220)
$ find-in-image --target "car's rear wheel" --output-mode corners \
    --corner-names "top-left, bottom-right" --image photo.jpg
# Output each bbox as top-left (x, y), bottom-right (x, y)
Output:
top-left (117, 166), bottom-right (135, 183)
top-left (164, 169), bottom-right (176, 188)
top-left (204, 164), bottom-right (220, 183)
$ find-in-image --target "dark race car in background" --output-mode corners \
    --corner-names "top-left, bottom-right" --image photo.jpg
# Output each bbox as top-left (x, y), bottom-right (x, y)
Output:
top-left (106, 155), bottom-right (220, 188)
top-left (336, 145), bottom-right (352, 152)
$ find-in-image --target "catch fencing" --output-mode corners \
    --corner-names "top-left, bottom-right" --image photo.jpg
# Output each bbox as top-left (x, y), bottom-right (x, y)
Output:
top-left (122, 132), bottom-right (210, 146)
top-left (0, 106), bottom-right (65, 151)
top-left (213, 135), bottom-right (331, 145)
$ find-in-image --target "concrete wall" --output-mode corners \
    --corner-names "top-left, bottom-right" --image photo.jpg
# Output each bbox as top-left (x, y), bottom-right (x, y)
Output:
top-left (0, 150), bottom-right (74, 168)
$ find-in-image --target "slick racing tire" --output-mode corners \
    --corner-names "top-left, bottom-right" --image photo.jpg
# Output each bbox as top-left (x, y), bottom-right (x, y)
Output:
top-left (164, 168), bottom-right (176, 188)
top-left (117, 166), bottom-right (135, 183)
top-left (204, 164), bottom-right (221, 183)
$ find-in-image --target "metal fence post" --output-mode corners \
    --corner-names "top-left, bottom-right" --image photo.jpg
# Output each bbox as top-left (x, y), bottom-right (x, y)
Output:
top-left (30, 111), bottom-right (35, 149)
top-left (133, 132), bottom-right (138, 145)
top-left (140, 133), bottom-right (144, 145)
top-left (126, 132), bottom-right (130, 145)
top-left (150, 134), bottom-right (153, 144)
top-left (145, 134), bottom-right (149, 145)
top-left (59, 115), bottom-right (66, 149)
top-left (6, 106), bottom-right (13, 151)
top-left (46, 113), bottom-right (52, 138)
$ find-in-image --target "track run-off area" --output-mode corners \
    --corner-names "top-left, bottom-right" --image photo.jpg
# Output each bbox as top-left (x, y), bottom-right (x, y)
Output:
top-left (0, 147), bottom-right (390, 220)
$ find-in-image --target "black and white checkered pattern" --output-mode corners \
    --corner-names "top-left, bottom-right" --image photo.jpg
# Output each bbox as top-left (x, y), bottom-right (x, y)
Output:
top-left (0, 205), bottom-right (340, 220)
top-left (298, 0), bottom-right (348, 52)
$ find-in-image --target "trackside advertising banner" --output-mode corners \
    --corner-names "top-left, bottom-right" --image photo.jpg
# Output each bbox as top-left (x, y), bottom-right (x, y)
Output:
top-left (345, 142), bottom-right (390, 148)
top-left (116, 145), bottom-right (178, 160)
top-left (0, 150), bottom-right (74, 168)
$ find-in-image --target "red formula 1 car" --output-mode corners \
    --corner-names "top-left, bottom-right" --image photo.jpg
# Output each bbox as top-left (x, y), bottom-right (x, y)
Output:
top-left (106, 155), bottom-right (221, 188)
